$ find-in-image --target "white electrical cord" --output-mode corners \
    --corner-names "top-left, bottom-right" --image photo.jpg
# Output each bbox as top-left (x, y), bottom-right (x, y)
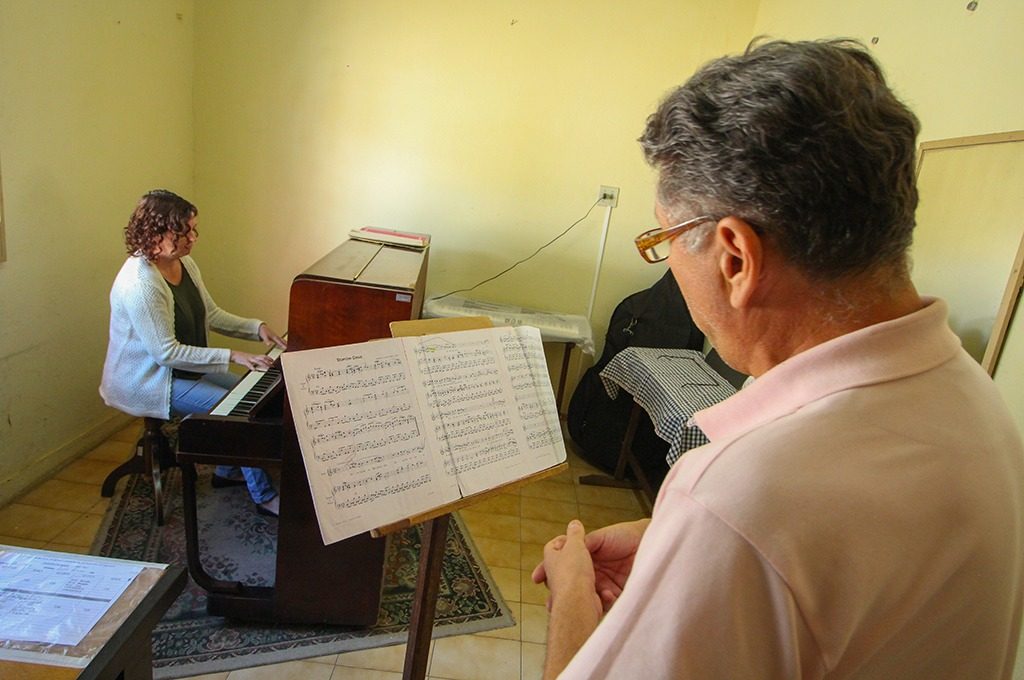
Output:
top-left (586, 202), bottom-right (615, 321)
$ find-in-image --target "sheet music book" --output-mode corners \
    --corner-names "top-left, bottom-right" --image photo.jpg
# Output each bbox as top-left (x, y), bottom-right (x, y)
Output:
top-left (280, 325), bottom-right (567, 544)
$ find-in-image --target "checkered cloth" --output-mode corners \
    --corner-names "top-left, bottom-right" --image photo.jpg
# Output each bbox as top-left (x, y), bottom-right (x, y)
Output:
top-left (599, 348), bottom-right (737, 466)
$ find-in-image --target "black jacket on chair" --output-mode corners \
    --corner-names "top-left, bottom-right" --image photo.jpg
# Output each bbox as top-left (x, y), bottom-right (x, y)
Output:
top-left (567, 270), bottom-right (705, 490)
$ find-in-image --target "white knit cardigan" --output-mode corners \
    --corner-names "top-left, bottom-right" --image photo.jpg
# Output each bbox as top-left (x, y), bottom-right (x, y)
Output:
top-left (99, 255), bottom-right (263, 418)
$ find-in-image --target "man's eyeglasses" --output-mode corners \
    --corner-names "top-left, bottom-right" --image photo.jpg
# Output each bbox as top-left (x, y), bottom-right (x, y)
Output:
top-left (634, 215), bottom-right (714, 263)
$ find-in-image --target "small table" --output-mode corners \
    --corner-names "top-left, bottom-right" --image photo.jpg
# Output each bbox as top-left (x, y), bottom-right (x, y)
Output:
top-left (579, 348), bottom-right (737, 502)
top-left (0, 546), bottom-right (186, 680)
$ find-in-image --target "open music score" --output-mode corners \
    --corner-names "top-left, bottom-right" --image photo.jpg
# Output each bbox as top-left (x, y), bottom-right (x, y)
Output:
top-left (280, 326), bottom-right (567, 545)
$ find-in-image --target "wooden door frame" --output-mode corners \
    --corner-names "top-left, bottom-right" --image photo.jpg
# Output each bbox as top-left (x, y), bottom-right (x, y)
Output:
top-left (915, 131), bottom-right (1024, 376)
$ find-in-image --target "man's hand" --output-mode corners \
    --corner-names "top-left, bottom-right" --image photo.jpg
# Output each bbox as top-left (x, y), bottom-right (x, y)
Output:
top-left (532, 520), bottom-right (602, 679)
top-left (585, 518), bottom-right (649, 612)
top-left (532, 518), bottom-right (649, 613)
top-left (534, 520), bottom-right (602, 614)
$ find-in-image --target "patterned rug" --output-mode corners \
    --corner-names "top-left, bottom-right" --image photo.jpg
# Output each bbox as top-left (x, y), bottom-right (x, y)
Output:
top-left (91, 467), bottom-right (512, 679)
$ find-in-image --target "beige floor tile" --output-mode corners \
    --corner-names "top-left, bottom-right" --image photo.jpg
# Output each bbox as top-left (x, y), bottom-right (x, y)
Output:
top-left (175, 672), bottom-right (229, 680)
top-left (488, 565), bottom-right (522, 603)
top-left (227, 659), bottom-right (334, 679)
top-left (88, 496), bottom-right (112, 516)
top-left (520, 603), bottom-right (549, 644)
top-left (50, 513), bottom-right (103, 547)
top-left (576, 503), bottom-right (647, 528)
top-left (0, 535), bottom-right (48, 549)
top-left (429, 635), bottom-right (520, 680)
top-left (17, 478), bottom-right (103, 513)
top-left (54, 458), bottom-right (121, 486)
top-left (519, 480), bottom-right (575, 503)
top-left (471, 536), bottom-right (520, 570)
top-left (520, 543), bottom-right (544, 573)
top-left (465, 493), bottom-right (519, 517)
top-left (475, 600), bottom-right (521, 641)
top-left (573, 484), bottom-right (642, 510)
top-left (110, 421), bottom-right (143, 443)
top-left (43, 542), bottom-right (90, 554)
top-left (0, 503), bottom-right (80, 541)
top-left (460, 510), bottom-right (519, 542)
top-left (84, 439), bottom-right (137, 463)
top-left (336, 643), bottom-right (411, 672)
top-left (521, 641), bottom-right (547, 680)
top-left (309, 654), bottom-right (338, 665)
top-left (520, 571), bottom-right (549, 606)
top-left (330, 669), bottom-right (402, 679)
top-left (546, 466), bottom-right (575, 485)
top-left (565, 456), bottom-right (602, 477)
top-left (520, 518), bottom-right (567, 545)
top-left (519, 497), bottom-right (578, 525)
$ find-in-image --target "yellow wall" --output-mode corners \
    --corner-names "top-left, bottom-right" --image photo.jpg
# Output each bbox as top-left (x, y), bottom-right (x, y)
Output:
top-left (0, 0), bottom-right (761, 503)
top-left (190, 0), bottom-right (758, 351)
top-left (753, 0), bottom-right (1023, 142)
top-left (0, 0), bottom-right (194, 502)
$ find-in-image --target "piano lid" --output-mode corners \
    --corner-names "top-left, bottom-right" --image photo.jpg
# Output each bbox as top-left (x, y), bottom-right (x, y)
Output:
top-left (300, 238), bottom-right (425, 291)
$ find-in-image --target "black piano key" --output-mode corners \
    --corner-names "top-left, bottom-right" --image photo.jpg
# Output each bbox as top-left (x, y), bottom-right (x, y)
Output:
top-left (226, 368), bottom-right (283, 417)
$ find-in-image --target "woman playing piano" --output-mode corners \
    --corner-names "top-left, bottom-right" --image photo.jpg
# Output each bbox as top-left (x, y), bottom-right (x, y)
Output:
top-left (99, 189), bottom-right (286, 517)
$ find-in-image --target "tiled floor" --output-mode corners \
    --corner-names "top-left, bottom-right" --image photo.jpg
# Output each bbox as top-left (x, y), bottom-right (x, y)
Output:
top-left (0, 420), bottom-right (649, 680)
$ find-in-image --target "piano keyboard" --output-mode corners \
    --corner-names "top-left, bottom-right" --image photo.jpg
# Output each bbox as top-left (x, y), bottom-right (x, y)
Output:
top-left (210, 346), bottom-right (285, 417)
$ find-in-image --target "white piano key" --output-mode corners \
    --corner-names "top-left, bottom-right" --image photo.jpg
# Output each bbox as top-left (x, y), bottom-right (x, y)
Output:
top-left (209, 346), bottom-right (284, 417)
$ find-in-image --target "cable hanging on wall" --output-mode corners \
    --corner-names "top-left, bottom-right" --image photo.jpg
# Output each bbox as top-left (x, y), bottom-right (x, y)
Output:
top-left (430, 197), bottom-right (602, 303)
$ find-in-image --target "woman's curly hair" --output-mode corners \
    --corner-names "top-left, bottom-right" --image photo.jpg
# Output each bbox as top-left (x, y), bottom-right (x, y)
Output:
top-left (124, 189), bottom-right (197, 261)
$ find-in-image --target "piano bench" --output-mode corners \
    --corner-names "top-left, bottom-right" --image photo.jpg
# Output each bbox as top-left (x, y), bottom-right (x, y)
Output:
top-left (101, 417), bottom-right (180, 526)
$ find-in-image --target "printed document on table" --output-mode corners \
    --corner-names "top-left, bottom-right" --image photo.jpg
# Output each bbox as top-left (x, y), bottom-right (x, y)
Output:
top-left (0, 549), bottom-right (144, 646)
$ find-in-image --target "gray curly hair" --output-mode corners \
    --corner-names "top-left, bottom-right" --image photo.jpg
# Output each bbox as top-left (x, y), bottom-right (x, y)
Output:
top-left (639, 38), bottom-right (920, 280)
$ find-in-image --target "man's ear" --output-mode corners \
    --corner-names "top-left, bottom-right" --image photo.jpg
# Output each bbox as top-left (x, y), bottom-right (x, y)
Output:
top-left (714, 217), bottom-right (763, 309)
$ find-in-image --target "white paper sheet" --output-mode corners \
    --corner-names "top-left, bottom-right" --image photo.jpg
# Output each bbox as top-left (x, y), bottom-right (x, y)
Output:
top-left (281, 326), bottom-right (567, 544)
top-left (0, 549), bottom-right (144, 646)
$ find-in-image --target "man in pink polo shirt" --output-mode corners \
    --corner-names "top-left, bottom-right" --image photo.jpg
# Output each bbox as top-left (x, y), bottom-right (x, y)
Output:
top-left (534, 39), bottom-right (1024, 679)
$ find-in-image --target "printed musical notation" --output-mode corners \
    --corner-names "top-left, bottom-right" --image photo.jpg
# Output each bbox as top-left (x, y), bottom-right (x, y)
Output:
top-left (281, 326), bottom-right (567, 545)
top-left (285, 344), bottom-right (436, 532)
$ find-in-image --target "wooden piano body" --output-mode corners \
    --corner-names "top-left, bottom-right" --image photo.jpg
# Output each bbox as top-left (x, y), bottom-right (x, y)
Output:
top-left (177, 239), bottom-right (428, 625)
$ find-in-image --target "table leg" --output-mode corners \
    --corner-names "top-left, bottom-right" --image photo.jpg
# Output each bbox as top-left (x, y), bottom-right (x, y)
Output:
top-left (403, 514), bottom-right (451, 680)
top-left (556, 342), bottom-right (573, 417)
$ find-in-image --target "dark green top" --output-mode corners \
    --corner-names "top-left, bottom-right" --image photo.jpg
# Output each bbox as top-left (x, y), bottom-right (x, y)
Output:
top-left (169, 267), bottom-right (207, 380)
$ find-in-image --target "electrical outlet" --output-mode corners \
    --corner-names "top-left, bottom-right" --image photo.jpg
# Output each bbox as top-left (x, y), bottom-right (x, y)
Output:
top-left (597, 185), bottom-right (619, 208)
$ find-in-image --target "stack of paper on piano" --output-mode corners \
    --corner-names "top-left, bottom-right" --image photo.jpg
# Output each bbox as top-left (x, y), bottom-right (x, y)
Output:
top-left (280, 326), bottom-right (567, 544)
top-left (348, 226), bottom-right (430, 250)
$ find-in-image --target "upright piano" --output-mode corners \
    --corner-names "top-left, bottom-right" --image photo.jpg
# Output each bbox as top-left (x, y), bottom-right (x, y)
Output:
top-left (177, 238), bottom-right (428, 624)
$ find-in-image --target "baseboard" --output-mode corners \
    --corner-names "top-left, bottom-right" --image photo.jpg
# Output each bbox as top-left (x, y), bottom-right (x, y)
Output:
top-left (0, 412), bottom-right (136, 507)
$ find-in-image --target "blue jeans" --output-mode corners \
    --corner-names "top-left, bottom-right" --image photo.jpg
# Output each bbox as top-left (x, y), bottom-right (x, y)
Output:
top-left (170, 372), bottom-right (277, 504)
